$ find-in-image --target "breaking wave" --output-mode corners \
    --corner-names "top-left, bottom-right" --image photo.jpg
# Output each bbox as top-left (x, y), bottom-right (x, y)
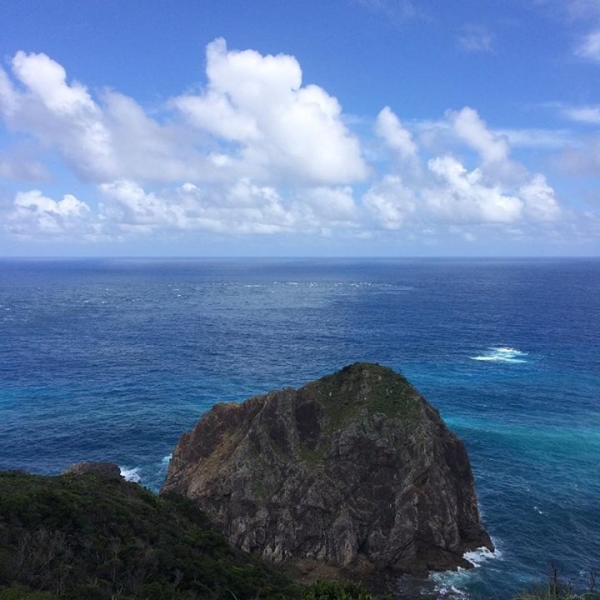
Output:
top-left (429, 542), bottom-right (503, 599)
top-left (119, 466), bottom-right (141, 483)
top-left (470, 347), bottom-right (528, 363)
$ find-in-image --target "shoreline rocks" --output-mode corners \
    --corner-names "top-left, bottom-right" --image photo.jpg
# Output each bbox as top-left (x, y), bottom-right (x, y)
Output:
top-left (63, 461), bottom-right (123, 479)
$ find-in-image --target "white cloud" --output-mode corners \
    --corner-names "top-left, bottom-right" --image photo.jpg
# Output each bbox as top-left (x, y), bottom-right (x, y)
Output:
top-left (561, 104), bottom-right (600, 124)
top-left (363, 175), bottom-right (416, 229)
top-left (6, 190), bottom-right (94, 237)
top-left (425, 156), bottom-right (524, 223)
top-left (448, 107), bottom-right (526, 184)
top-left (0, 43), bottom-right (369, 188)
top-left (449, 107), bottom-right (508, 164)
top-left (416, 146), bottom-right (560, 226)
top-left (519, 174), bottom-right (561, 221)
top-left (375, 107), bottom-right (418, 161)
top-left (97, 179), bottom-right (363, 236)
top-left (0, 69), bottom-right (19, 115)
top-left (173, 38), bottom-right (369, 185)
top-left (0, 42), bottom-right (573, 248)
top-left (300, 186), bottom-right (359, 224)
top-left (575, 30), bottom-right (600, 62)
top-left (5, 51), bottom-right (116, 181)
top-left (0, 53), bottom-right (216, 184)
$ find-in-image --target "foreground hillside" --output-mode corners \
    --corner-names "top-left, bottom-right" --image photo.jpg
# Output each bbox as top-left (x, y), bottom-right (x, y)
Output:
top-left (0, 473), bottom-right (596, 600)
top-left (0, 471), bottom-right (384, 600)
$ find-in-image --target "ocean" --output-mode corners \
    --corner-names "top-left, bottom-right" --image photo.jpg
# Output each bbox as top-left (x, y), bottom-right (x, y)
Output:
top-left (1, 257), bottom-right (599, 598)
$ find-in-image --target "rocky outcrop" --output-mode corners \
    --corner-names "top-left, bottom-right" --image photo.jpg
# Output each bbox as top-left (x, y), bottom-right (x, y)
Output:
top-left (64, 461), bottom-right (123, 479)
top-left (162, 363), bottom-right (493, 577)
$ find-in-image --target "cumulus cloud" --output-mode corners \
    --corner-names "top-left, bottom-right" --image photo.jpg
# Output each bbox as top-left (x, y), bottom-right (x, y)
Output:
top-left (450, 107), bottom-right (508, 164)
top-left (415, 110), bottom-right (561, 226)
top-left (173, 38), bottom-right (368, 185)
top-left (0, 53), bottom-right (221, 184)
top-left (96, 179), bottom-right (364, 237)
top-left (0, 42), bottom-right (569, 247)
top-left (0, 42), bottom-right (367, 187)
top-left (299, 186), bottom-right (359, 225)
top-left (375, 107), bottom-right (418, 162)
top-left (363, 175), bottom-right (416, 229)
top-left (4, 51), bottom-right (116, 181)
top-left (424, 156), bottom-right (524, 223)
top-left (519, 174), bottom-right (561, 221)
top-left (6, 190), bottom-right (94, 237)
top-left (448, 107), bottom-right (526, 184)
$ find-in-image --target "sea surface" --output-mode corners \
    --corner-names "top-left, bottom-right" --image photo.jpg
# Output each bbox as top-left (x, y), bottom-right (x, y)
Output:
top-left (1, 257), bottom-right (599, 598)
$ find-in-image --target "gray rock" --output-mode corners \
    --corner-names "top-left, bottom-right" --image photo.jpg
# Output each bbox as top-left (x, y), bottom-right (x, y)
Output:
top-left (162, 363), bottom-right (493, 576)
top-left (64, 461), bottom-right (123, 479)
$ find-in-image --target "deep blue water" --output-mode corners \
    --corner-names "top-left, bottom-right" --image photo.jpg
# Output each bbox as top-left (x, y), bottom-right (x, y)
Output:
top-left (1, 257), bottom-right (599, 598)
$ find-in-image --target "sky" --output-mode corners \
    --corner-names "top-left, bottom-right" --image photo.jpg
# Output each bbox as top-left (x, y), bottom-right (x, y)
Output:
top-left (0, 0), bottom-right (599, 257)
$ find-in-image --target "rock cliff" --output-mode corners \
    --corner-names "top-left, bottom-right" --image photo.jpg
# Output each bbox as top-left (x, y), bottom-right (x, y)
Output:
top-left (162, 363), bottom-right (493, 577)
top-left (64, 461), bottom-right (123, 478)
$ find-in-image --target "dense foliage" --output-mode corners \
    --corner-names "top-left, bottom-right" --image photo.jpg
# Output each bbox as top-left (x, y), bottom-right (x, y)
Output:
top-left (0, 471), bottom-right (294, 599)
top-left (0, 471), bottom-right (388, 600)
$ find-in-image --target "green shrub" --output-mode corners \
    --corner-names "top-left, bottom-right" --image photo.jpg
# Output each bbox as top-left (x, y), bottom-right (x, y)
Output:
top-left (0, 471), bottom-right (296, 599)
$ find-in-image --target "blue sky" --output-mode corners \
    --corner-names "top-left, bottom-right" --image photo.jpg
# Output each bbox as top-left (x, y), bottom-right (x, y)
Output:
top-left (0, 0), bottom-right (599, 256)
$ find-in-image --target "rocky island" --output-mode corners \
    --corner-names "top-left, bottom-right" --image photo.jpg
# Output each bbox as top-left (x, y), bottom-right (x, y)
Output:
top-left (162, 363), bottom-right (493, 580)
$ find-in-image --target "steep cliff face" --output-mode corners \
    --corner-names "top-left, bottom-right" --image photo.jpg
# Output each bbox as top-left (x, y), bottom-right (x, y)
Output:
top-left (162, 363), bottom-right (493, 576)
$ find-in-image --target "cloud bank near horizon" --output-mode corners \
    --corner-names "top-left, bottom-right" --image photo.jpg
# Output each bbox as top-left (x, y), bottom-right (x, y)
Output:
top-left (0, 39), bottom-right (597, 251)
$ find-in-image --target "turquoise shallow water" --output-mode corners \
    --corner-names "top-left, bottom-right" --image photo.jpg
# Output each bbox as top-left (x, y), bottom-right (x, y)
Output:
top-left (1, 257), bottom-right (599, 598)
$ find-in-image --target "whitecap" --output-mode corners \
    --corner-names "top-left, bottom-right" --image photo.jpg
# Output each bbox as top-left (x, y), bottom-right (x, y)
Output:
top-left (429, 541), bottom-right (503, 598)
top-left (470, 346), bottom-right (528, 363)
top-left (119, 466), bottom-right (141, 483)
top-left (463, 545), bottom-right (502, 567)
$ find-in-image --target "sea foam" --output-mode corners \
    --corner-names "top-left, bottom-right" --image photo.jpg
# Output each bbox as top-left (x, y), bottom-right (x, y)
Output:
top-left (470, 347), bottom-right (528, 363)
top-left (119, 466), bottom-right (141, 483)
top-left (429, 541), bottom-right (503, 599)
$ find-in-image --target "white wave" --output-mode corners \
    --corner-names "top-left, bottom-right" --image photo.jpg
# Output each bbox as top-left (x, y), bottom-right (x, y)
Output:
top-left (161, 454), bottom-right (172, 467)
top-left (429, 541), bottom-right (503, 598)
top-left (470, 346), bottom-right (528, 363)
top-left (463, 544), bottom-right (502, 567)
top-left (119, 466), bottom-right (141, 483)
top-left (429, 570), bottom-right (472, 599)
